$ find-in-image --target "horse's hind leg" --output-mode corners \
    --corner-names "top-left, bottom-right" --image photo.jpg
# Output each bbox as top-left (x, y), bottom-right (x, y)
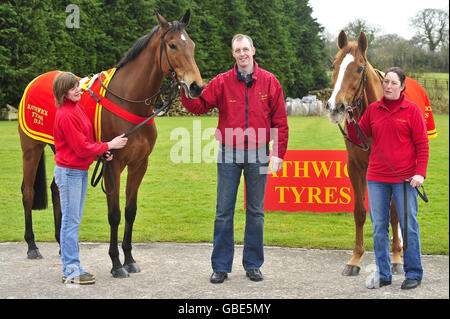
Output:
top-left (390, 199), bottom-right (403, 274)
top-left (20, 135), bottom-right (47, 259)
top-left (122, 160), bottom-right (148, 274)
top-left (51, 178), bottom-right (62, 253)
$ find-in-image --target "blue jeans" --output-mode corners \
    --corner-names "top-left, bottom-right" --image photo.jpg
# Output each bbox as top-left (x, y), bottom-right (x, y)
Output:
top-left (211, 145), bottom-right (269, 273)
top-left (367, 180), bottom-right (423, 282)
top-left (54, 165), bottom-right (88, 277)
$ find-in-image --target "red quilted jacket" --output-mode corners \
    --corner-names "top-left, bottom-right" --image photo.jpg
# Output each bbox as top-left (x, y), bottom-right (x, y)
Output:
top-left (54, 99), bottom-right (108, 170)
top-left (181, 61), bottom-right (289, 159)
top-left (347, 94), bottom-right (429, 183)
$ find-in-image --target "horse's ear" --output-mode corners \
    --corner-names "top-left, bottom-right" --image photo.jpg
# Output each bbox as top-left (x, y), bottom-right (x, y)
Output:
top-left (180, 9), bottom-right (190, 27)
top-left (155, 11), bottom-right (168, 28)
top-left (357, 31), bottom-right (368, 56)
top-left (337, 30), bottom-right (348, 49)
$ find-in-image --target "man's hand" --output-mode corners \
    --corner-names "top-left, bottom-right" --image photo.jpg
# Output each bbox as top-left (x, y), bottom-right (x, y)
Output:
top-left (270, 156), bottom-right (283, 174)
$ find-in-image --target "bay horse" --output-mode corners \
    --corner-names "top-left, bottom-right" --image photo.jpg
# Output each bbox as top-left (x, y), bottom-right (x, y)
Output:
top-left (325, 31), bottom-right (403, 276)
top-left (18, 10), bottom-right (203, 278)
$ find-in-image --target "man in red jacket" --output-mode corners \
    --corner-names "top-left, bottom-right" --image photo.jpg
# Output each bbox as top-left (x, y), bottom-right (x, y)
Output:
top-left (181, 34), bottom-right (289, 283)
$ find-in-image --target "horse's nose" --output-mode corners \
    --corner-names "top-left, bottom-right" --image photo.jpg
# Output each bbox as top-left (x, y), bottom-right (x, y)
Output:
top-left (337, 103), bottom-right (346, 113)
top-left (189, 81), bottom-right (203, 98)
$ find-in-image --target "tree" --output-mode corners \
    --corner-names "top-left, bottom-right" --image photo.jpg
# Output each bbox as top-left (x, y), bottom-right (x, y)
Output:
top-left (343, 19), bottom-right (379, 47)
top-left (410, 8), bottom-right (449, 52)
top-left (0, 0), bottom-right (57, 109)
top-left (285, 0), bottom-right (330, 95)
top-left (0, 0), bottom-right (331, 106)
top-left (187, 0), bottom-right (232, 78)
top-left (244, 0), bottom-right (329, 97)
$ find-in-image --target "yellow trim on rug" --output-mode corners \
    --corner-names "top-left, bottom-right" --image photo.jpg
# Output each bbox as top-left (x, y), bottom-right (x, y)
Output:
top-left (18, 73), bottom-right (58, 144)
top-left (427, 129), bottom-right (438, 138)
top-left (94, 68), bottom-right (117, 141)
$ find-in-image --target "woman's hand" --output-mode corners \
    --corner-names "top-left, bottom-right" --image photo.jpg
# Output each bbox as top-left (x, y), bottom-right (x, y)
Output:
top-left (409, 175), bottom-right (424, 188)
top-left (107, 133), bottom-right (128, 150)
top-left (104, 151), bottom-right (113, 161)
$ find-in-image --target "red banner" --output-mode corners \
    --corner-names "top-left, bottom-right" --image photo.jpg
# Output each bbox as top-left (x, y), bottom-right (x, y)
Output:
top-left (262, 150), bottom-right (368, 213)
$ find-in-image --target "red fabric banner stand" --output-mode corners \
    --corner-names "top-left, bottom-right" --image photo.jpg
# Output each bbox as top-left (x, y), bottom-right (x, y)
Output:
top-left (259, 150), bottom-right (369, 213)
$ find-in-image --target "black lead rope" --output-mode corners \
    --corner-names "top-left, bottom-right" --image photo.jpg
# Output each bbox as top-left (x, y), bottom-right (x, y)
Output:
top-left (338, 122), bottom-right (370, 151)
top-left (91, 154), bottom-right (114, 195)
top-left (403, 181), bottom-right (408, 251)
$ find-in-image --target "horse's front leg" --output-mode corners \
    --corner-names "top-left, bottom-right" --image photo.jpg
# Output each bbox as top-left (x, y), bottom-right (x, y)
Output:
top-left (122, 159), bottom-right (148, 274)
top-left (390, 199), bottom-right (403, 273)
top-left (343, 156), bottom-right (368, 276)
top-left (344, 185), bottom-right (367, 276)
top-left (106, 162), bottom-right (129, 278)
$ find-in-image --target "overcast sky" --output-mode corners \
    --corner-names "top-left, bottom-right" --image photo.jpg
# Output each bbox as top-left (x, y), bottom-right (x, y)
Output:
top-left (308, 0), bottom-right (449, 40)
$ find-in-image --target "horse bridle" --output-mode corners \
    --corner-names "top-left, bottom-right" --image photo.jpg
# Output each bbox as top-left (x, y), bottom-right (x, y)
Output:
top-left (91, 27), bottom-right (183, 194)
top-left (337, 61), bottom-right (370, 151)
top-left (95, 27), bottom-right (181, 107)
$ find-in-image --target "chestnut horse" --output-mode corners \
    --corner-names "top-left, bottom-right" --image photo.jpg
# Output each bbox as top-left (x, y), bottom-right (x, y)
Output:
top-left (326, 31), bottom-right (403, 276)
top-left (18, 10), bottom-right (203, 278)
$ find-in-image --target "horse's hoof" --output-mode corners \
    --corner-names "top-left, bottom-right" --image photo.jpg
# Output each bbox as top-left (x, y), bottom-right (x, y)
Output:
top-left (111, 267), bottom-right (129, 278)
top-left (392, 263), bottom-right (404, 274)
top-left (27, 249), bottom-right (43, 259)
top-left (342, 264), bottom-right (360, 276)
top-left (124, 262), bottom-right (141, 274)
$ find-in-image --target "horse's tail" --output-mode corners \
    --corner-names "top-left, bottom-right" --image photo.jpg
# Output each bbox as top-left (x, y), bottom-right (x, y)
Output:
top-left (32, 152), bottom-right (48, 210)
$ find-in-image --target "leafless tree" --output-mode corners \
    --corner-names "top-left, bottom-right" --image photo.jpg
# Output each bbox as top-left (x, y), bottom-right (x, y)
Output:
top-left (343, 18), bottom-right (379, 46)
top-left (410, 8), bottom-right (449, 52)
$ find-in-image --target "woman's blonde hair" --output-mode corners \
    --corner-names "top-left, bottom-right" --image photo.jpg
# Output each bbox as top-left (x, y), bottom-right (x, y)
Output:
top-left (53, 72), bottom-right (79, 107)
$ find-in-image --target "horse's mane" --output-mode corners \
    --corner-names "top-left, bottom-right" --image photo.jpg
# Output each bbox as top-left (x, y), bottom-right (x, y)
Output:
top-left (116, 21), bottom-right (184, 69)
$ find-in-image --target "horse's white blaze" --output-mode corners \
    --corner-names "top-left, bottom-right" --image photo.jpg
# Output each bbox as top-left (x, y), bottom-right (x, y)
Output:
top-left (181, 34), bottom-right (186, 41)
top-left (328, 53), bottom-right (355, 110)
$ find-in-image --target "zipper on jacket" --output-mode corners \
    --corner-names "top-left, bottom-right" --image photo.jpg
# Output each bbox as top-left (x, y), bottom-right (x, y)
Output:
top-left (245, 84), bottom-right (248, 151)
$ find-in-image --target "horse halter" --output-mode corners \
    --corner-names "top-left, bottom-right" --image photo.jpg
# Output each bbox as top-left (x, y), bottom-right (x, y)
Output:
top-left (96, 26), bottom-right (181, 107)
top-left (159, 27), bottom-right (178, 80)
top-left (337, 60), bottom-right (370, 151)
top-left (348, 60), bottom-right (367, 113)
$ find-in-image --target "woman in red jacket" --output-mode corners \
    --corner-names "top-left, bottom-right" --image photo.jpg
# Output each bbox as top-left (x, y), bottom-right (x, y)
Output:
top-left (53, 72), bottom-right (128, 285)
top-left (348, 67), bottom-right (429, 290)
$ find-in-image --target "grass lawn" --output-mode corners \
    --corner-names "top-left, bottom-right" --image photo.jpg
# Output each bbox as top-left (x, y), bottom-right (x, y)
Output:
top-left (0, 115), bottom-right (448, 254)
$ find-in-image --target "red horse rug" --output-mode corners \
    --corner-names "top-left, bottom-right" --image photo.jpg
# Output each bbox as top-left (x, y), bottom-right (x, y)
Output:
top-left (403, 76), bottom-right (438, 138)
top-left (18, 68), bottom-right (155, 144)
